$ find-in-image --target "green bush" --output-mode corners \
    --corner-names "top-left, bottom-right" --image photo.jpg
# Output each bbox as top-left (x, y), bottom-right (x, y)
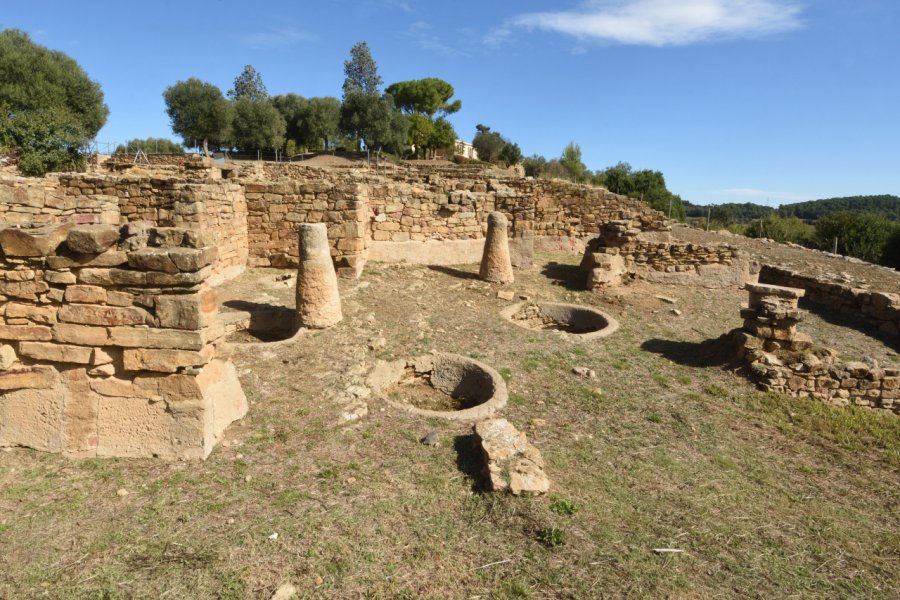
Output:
top-left (815, 212), bottom-right (896, 264)
top-left (744, 214), bottom-right (814, 245)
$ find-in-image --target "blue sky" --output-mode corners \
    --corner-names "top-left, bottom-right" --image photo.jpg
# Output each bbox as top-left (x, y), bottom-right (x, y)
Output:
top-left (3, 0), bottom-right (898, 205)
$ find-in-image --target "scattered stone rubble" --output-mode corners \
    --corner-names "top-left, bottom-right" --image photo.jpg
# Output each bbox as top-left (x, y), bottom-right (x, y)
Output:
top-left (733, 283), bottom-right (898, 413)
top-left (474, 418), bottom-right (549, 495)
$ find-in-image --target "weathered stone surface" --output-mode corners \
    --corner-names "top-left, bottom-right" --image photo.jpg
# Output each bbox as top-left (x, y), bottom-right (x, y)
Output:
top-left (155, 288), bottom-right (217, 330)
top-left (0, 344), bottom-right (18, 369)
top-left (479, 212), bottom-right (514, 284)
top-left (0, 386), bottom-right (66, 451)
top-left (127, 248), bottom-right (178, 273)
top-left (122, 346), bottom-right (213, 373)
top-left (0, 365), bottom-right (58, 390)
top-left (64, 285), bottom-right (108, 304)
top-left (58, 304), bottom-right (148, 327)
top-left (168, 247), bottom-right (217, 272)
top-left (745, 282), bottom-right (805, 299)
top-left (0, 223), bottom-right (72, 257)
top-left (47, 249), bottom-right (128, 269)
top-left (66, 224), bottom-right (121, 254)
top-left (474, 418), bottom-right (549, 495)
top-left (52, 323), bottom-right (109, 346)
top-left (107, 327), bottom-right (204, 350)
top-left (77, 268), bottom-right (147, 286)
top-left (295, 223), bottom-right (342, 328)
top-left (0, 325), bottom-right (52, 341)
top-left (5, 303), bottom-right (57, 325)
top-left (44, 270), bottom-right (77, 285)
top-left (0, 280), bottom-right (49, 300)
top-left (18, 342), bottom-right (94, 364)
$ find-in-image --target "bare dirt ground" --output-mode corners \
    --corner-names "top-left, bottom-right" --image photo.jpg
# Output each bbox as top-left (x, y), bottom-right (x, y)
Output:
top-left (1, 251), bottom-right (898, 599)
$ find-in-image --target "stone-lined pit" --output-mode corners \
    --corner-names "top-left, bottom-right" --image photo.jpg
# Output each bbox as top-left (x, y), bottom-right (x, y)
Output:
top-left (367, 353), bottom-right (508, 421)
top-left (501, 302), bottom-right (619, 339)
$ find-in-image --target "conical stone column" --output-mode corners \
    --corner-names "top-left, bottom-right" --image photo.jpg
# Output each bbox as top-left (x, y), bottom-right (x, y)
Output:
top-left (296, 223), bottom-right (342, 328)
top-left (479, 212), bottom-right (515, 284)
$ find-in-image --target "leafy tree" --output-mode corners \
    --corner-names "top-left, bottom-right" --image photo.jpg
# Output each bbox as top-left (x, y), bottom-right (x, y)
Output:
top-left (882, 227), bottom-right (900, 269)
top-left (299, 97), bottom-right (341, 150)
top-left (228, 65), bottom-right (268, 101)
top-left (340, 92), bottom-right (407, 153)
top-left (814, 212), bottom-right (895, 263)
top-left (231, 97), bottom-right (285, 153)
top-left (500, 142), bottom-right (523, 166)
top-left (593, 161), bottom-right (686, 220)
top-left (385, 78), bottom-right (461, 118)
top-left (0, 29), bottom-right (108, 175)
top-left (781, 195), bottom-right (900, 221)
top-left (343, 42), bottom-right (382, 98)
top-left (472, 125), bottom-right (506, 163)
top-left (114, 137), bottom-right (183, 154)
top-left (163, 78), bottom-right (231, 156)
top-left (272, 93), bottom-right (308, 151)
top-left (522, 154), bottom-right (547, 177)
top-left (0, 109), bottom-right (86, 175)
top-left (745, 214), bottom-right (814, 244)
top-left (428, 117), bottom-right (457, 157)
top-left (407, 114), bottom-right (433, 158)
top-left (560, 142), bottom-right (587, 182)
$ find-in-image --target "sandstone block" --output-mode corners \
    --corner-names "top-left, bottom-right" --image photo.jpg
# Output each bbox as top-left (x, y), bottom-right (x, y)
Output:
top-left (0, 324), bottom-right (53, 341)
top-left (479, 212), bottom-right (514, 284)
top-left (122, 346), bottom-right (213, 373)
top-left (64, 285), bottom-right (108, 304)
top-left (47, 249), bottom-right (128, 269)
top-left (44, 270), bottom-right (77, 285)
top-left (52, 323), bottom-right (109, 346)
top-left (0, 386), bottom-right (66, 452)
top-left (474, 418), bottom-right (548, 496)
top-left (0, 344), bottom-right (17, 369)
top-left (107, 327), bottom-right (204, 350)
top-left (0, 365), bottom-right (58, 390)
top-left (95, 396), bottom-right (173, 458)
top-left (66, 224), bottom-right (121, 254)
top-left (5, 303), bottom-right (57, 325)
top-left (78, 268), bottom-right (147, 286)
top-left (58, 304), bottom-right (147, 327)
top-left (296, 223), bottom-right (342, 329)
top-left (128, 248), bottom-right (178, 274)
top-left (0, 280), bottom-right (49, 300)
top-left (19, 342), bottom-right (94, 364)
top-left (155, 288), bottom-right (216, 330)
top-left (168, 247), bottom-right (217, 272)
top-left (0, 223), bottom-right (72, 257)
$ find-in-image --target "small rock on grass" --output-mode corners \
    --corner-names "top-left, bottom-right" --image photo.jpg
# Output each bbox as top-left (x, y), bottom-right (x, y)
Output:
top-left (572, 366), bottom-right (597, 379)
top-left (421, 431), bottom-right (440, 446)
top-left (671, 308), bottom-right (683, 316)
top-left (270, 583), bottom-right (297, 600)
top-left (655, 295), bottom-right (677, 304)
top-left (116, 488), bottom-right (128, 497)
top-left (497, 290), bottom-right (516, 301)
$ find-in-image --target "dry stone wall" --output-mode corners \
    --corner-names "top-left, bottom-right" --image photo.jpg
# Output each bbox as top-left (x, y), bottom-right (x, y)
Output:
top-left (760, 265), bottom-right (900, 338)
top-left (0, 222), bottom-right (247, 458)
top-left (733, 283), bottom-right (898, 414)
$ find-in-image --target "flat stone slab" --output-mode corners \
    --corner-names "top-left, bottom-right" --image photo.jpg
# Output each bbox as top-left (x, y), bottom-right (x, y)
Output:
top-left (745, 283), bottom-right (805, 299)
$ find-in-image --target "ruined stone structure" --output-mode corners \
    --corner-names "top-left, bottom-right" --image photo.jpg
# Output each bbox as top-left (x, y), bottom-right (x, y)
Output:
top-left (760, 265), bottom-right (900, 338)
top-left (581, 220), bottom-right (751, 289)
top-left (474, 418), bottom-right (549, 495)
top-left (0, 222), bottom-right (247, 458)
top-left (733, 283), bottom-right (898, 413)
top-left (0, 160), bottom-right (671, 458)
top-left (295, 223), bottom-right (342, 329)
top-left (479, 212), bottom-right (514, 284)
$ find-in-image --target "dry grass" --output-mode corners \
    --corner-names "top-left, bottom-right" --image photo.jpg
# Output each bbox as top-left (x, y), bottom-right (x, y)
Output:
top-left (1, 252), bottom-right (898, 599)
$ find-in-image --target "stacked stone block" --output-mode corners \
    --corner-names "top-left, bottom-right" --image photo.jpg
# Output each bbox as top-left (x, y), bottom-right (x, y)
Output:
top-left (733, 283), bottom-right (898, 414)
top-left (0, 221), bottom-right (247, 458)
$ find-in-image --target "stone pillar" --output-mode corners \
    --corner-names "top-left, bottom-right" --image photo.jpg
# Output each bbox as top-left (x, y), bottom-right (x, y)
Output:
top-left (741, 283), bottom-right (810, 351)
top-left (479, 212), bottom-right (515, 284)
top-left (296, 223), bottom-right (342, 329)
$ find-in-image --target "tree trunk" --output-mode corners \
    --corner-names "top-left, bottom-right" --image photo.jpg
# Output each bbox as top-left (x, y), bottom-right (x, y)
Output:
top-left (203, 138), bottom-right (209, 157)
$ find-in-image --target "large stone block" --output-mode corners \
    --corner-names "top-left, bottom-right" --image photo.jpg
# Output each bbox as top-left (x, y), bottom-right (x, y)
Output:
top-left (66, 225), bottom-right (121, 254)
top-left (0, 223), bottom-right (72, 257)
top-left (64, 285), bottom-right (108, 304)
top-left (107, 327), bottom-right (204, 350)
top-left (0, 324), bottom-right (53, 341)
top-left (58, 304), bottom-right (148, 327)
top-left (95, 396), bottom-right (173, 458)
top-left (18, 342), bottom-right (94, 364)
top-left (52, 323), bottom-right (110, 346)
top-left (0, 386), bottom-right (66, 451)
top-left (4, 303), bottom-right (57, 325)
top-left (155, 288), bottom-right (217, 330)
top-left (122, 346), bottom-right (213, 373)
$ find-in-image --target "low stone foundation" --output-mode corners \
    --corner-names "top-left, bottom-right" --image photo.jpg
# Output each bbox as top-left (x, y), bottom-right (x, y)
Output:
top-left (759, 265), bottom-right (900, 338)
top-left (581, 221), bottom-right (751, 289)
top-left (732, 283), bottom-right (898, 414)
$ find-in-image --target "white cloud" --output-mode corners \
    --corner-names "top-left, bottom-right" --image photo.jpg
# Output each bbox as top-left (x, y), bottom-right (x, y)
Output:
top-left (503, 0), bottom-right (804, 47)
top-left (242, 28), bottom-right (315, 49)
top-left (711, 188), bottom-right (809, 202)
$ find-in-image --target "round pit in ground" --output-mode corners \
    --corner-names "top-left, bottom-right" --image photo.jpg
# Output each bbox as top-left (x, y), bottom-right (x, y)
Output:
top-left (367, 353), bottom-right (508, 421)
top-left (501, 302), bottom-right (619, 339)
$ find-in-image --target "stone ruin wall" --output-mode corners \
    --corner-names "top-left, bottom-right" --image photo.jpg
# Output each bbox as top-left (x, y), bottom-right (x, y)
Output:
top-left (0, 221), bottom-right (247, 458)
top-left (733, 284), bottom-right (898, 414)
top-left (759, 265), bottom-right (900, 339)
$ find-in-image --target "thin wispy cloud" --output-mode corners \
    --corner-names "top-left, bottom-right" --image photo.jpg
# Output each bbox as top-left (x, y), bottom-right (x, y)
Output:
top-left (712, 188), bottom-right (808, 202)
top-left (494, 0), bottom-right (804, 47)
top-left (407, 21), bottom-right (470, 57)
top-left (242, 28), bottom-right (315, 49)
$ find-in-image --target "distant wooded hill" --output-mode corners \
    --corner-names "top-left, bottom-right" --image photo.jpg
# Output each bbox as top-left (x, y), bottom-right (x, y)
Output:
top-left (685, 195), bottom-right (899, 224)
